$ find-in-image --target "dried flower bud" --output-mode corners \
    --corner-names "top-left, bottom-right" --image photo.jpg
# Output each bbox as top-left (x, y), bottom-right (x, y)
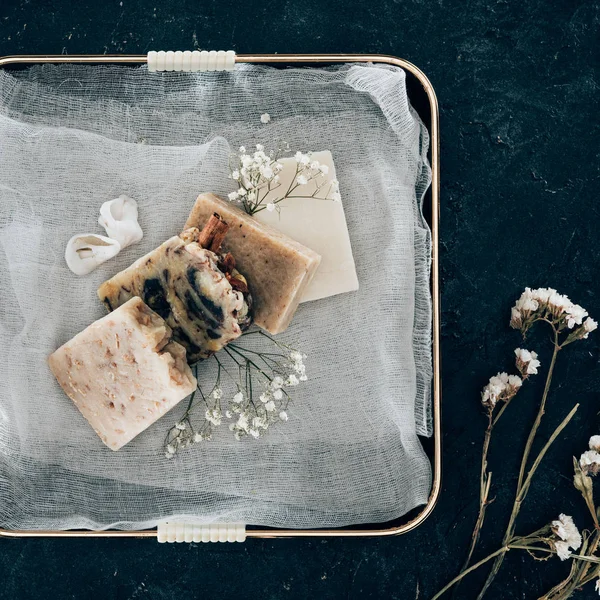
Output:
top-left (481, 372), bottom-right (522, 410)
top-left (514, 348), bottom-right (541, 378)
top-left (580, 449), bottom-right (600, 476)
top-left (589, 435), bottom-right (600, 452)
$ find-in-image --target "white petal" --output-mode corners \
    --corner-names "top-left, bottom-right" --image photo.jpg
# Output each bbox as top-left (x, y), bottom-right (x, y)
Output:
top-left (65, 234), bottom-right (121, 276)
top-left (98, 195), bottom-right (143, 249)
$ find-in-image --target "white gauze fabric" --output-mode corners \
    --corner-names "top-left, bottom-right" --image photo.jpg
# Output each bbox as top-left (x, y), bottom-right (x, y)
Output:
top-left (0, 63), bottom-right (432, 531)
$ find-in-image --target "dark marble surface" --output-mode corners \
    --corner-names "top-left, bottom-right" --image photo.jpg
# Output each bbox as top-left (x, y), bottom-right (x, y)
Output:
top-left (1, 0), bottom-right (599, 598)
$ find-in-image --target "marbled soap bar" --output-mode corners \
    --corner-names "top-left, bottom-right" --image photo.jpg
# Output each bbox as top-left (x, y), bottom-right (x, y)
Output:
top-left (185, 193), bottom-right (322, 335)
top-left (48, 297), bottom-right (197, 451)
top-left (257, 151), bottom-right (359, 303)
top-left (98, 226), bottom-right (250, 363)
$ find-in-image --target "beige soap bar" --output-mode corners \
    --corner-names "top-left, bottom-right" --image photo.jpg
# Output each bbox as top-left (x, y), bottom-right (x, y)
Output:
top-left (185, 193), bottom-right (321, 334)
top-left (98, 227), bottom-right (251, 363)
top-left (48, 297), bottom-right (197, 451)
top-left (257, 151), bottom-right (359, 303)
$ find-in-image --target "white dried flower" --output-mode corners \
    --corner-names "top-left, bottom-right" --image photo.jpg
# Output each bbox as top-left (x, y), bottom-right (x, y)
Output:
top-left (249, 429), bottom-right (260, 438)
top-left (260, 113), bottom-right (271, 124)
top-left (265, 401), bottom-right (276, 412)
top-left (548, 291), bottom-right (571, 317)
top-left (225, 410), bottom-right (232, 419)
top-left (255, 144), bottom-right (264, 152)
top-left (294, 152), bottom-right (310, 166)
top-left (272, 389), bottom-right (283, 400)
top-left (193, 433), bottom-right (203, 443)
top-left (237, 187), bottom-right (247, 197)
top-left (175, 421), bottom-right (186, 431)
top-left (228, 191), bottom-right (239, 201)
top-left (279, 411), bottom-right (288, 421)
top-left (309, 161), bottom-right (320, 170)
top-left (259, 393), bottom-right (270, 403)
top-left (261, 165), bottom-right (274, 179)
top-left (205, 408), bottom-right (222, 426)
top-left (583, 318), bottom-right (598, 338)
top-left (236, 413), bottom-right (249, 432)
top-left (580, 450), bottom-right (600, 476)
top-left (319, 164), bottom-right (329, 175)
top-left (589, 436), bottom-right (600, 452)
top-left (551, 514), bottom-right (582, 561)
top-left (231, 170), bottom-right (240, 181)
top-left (289, 350), bottom-right (303, 362)
top-left (286, 374), bottom-right (300, 386)
top-left (166, 444), bottom-right (176, 455)
top-left (232, 391), bottom-right (244, 404)
top-left (481, 372), bottom-right (522, 410)
top-left (297, 174), bottom-right (308, 185)
top-left (266, 202), bottom-right (276, 212)
top-left (239, 146), bottom-right (246, 153)
top-left (212, 387), bottom-right (223, 400)
top-left (514, 348), bottom-right (541, 376)
top-left (565, 304), bottom-right (588, 329)
top-left (165, 451), bottom-right (175, 459)
top-left (271, 376), bottom-right (284, 390)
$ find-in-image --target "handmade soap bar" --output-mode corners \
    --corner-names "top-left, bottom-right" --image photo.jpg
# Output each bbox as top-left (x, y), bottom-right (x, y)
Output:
top-left (184, 193), bottom-right (321, 335)
top-left (48, 297), bottom-right (197, 451)
top-left (98, 223), bottom-right (251, 363)
top-left (257, 151), bottom-right (359, 303)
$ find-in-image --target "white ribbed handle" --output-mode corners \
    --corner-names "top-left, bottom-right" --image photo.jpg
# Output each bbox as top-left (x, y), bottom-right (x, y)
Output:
top-left (157, 522), bottom-right (246, 543)
top-left (147, 50), bottom-right (236, 72)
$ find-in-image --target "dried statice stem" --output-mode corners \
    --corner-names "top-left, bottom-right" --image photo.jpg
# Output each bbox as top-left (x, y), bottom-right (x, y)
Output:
top-left (478, 327), bottom-right (561, 599)
top-left (434, 404), bottom-right (579, 599)
top-left (477, 397), bottom-right (577, 600)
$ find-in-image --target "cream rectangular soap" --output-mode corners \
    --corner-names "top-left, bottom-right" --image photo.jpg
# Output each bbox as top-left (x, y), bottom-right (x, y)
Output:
top-left (185, 194), bottom-right (321, 334)
top-left (257, 151), bottom-right (359, 303)
top-left (48, 297), bottom-right (197, 451)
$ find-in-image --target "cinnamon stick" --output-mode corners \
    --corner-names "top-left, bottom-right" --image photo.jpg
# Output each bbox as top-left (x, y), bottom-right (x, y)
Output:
top-left (196, 212), bottom-right (229, 252)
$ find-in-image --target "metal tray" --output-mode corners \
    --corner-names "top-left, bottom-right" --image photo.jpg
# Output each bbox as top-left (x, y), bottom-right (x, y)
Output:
top-left (0, 53), bottom-right (440, 540)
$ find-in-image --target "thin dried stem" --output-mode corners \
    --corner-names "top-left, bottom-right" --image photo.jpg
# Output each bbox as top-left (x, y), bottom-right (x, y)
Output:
top-left (477, 331), bottom-right (562, 599)
top-left (431, 547), bottom-right (508, 600)
top-left (458, 412), bottom-right (495, 578)
top-left (477, 399), bottom-right (578, 599)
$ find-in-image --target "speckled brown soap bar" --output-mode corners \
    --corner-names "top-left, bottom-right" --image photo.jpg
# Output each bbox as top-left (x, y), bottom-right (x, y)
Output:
top-left (185, 193), bottom-right (322, 334)
top-left (48, 297), bottom-right (197, 451)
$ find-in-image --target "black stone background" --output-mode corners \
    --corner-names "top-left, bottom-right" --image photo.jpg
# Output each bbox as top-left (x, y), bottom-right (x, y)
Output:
top-left (0, 0), bottom-right (599, 598)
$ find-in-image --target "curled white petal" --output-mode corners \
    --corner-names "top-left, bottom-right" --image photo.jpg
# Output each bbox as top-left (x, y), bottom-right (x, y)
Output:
top-left (98, 195), bottom-right (143, 249)
top-left (65, 234), bottom-right (121, 276)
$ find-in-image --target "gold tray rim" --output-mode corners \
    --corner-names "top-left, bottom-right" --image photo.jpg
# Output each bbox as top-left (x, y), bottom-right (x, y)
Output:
top-left (0, 52), bottom-right (440, 539)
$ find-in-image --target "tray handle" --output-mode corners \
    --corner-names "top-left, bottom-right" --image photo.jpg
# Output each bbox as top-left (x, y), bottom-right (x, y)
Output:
top-left (147, 50), bottom-right (236, 72)
top-left (157, 521), bottom-right (246, 543)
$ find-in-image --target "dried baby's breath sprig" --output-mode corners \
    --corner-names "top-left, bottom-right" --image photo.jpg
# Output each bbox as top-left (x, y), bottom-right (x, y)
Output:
top-left (227, 144), bottom-right (339, 215)
top-left (163, 329), bottom-right (307, 456)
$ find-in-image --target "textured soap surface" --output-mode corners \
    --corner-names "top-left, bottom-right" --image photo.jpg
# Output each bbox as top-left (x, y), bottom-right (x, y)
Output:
top-left (257, 151), bottom-right (359, 302)
top-left (185, 193), bottom-right (322, 334)
top-left (48, 297), bottom-right (197, 451)
top-left (98, 231), bottom-right (250, 362)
